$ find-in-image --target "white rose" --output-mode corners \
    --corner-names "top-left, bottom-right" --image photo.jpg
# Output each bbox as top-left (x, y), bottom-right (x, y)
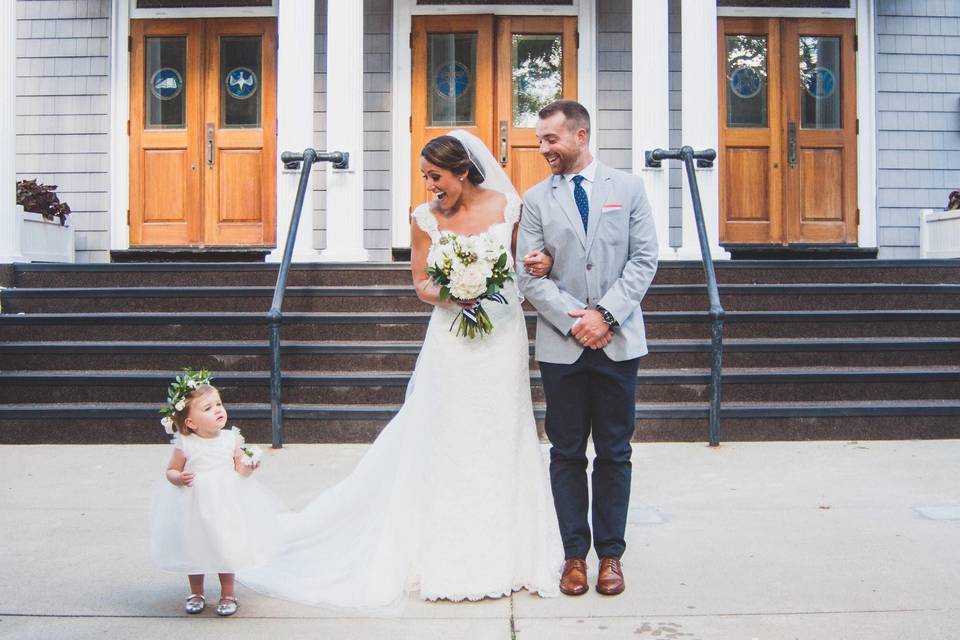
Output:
top-left (458, 235), bottom-right (483, 260)
top-left (161, 416), bottom-right (174, 434)
top-left (175, 399), bottom-right (186, 412)
top-left (449, 262), bottom-right (489, 300)
top-left (187, 379), bottom-right (198, 389)
top-left (482, 235), bottom-right (505, 261)
top-left (427, 243), bottom-right (453, 271)
top-left (474, 258), bottom-right (494, 279)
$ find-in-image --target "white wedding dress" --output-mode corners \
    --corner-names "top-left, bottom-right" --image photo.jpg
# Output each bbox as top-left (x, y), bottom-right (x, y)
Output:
top-left (240, 192), bottom-right (563, 611)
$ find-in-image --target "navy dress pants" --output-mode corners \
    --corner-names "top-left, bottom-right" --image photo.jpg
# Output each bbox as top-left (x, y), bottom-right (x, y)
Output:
top-left (539, 348), bottom-right (640, 560)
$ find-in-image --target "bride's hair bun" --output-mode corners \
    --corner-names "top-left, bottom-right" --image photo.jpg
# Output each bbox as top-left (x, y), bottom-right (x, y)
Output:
top-left (421, 135), bottom-right (485, 186)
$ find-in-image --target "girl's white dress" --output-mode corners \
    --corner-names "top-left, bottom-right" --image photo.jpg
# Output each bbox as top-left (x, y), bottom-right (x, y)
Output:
top-left (240, 194), bottom-right (563, 611)
top-left (151, 427), bottom-right (283, 574)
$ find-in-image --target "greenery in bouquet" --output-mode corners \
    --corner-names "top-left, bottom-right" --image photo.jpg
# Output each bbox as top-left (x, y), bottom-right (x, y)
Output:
top-left (425, 231), bottom-right (515, 339)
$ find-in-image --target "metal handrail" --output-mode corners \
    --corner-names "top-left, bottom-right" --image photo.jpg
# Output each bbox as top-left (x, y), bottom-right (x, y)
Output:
top-left (269, 148), bottom-right (348, 448)
top-left (649, 146), bottom-right (725, 446)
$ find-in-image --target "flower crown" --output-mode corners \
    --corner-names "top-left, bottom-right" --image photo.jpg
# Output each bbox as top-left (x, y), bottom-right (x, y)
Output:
top-left (159, 367), bottom-right (213, 434)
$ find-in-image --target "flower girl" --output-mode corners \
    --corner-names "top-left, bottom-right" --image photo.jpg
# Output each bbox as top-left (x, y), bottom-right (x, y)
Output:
top-left (151, 369), bottom-right (282, 616)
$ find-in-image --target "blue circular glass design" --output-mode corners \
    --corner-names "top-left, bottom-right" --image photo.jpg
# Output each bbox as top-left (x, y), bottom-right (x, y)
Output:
top-left (225, 67), bottom-right (258, 100)
top-left (150, 67), bottom-right (183, 101)
top-left (729, 67), bottom-right (762, 99)
top-left (434, 61), bottom-right (471, 99)
top-left (804, 66), bottom-right (836, 99)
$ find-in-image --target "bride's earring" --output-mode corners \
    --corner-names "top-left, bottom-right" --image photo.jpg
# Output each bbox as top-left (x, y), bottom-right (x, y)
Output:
top-left (459, 177), bottom-right (464, 182)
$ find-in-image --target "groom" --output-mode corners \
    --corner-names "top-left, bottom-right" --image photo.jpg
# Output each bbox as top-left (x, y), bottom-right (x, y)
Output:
top-left (517, 100), bottom-right (658, 596)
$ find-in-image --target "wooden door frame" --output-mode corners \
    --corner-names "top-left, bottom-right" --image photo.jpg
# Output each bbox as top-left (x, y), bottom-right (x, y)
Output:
top-left (410, 14), bottom-right (495, 212)
top-left (202, 17), bottom-right (277, 247)
top-left (495, 16), bottom-right (578, 195)
top-left (129, 19), bottom-right (204, 246)
top-left (782, 17), bottom-right (857, 245)
top-left (391, 0), bottom-right (597, 250)
top-left (717, 17), bottom-right (783, 246)
top-left (128, 16), bottom-right (276, 248)
top-left (718, 15), bottom-right (858, 247)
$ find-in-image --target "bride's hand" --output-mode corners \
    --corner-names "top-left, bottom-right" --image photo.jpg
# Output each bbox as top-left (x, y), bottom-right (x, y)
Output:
top-left (449, 297), bottom-right (479, 310)
top-left (523, 250), bottom-right (553, 278)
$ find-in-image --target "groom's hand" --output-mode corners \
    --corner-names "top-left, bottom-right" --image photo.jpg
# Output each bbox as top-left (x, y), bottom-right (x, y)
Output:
top-left (569, 309), bottom-right (609, 348)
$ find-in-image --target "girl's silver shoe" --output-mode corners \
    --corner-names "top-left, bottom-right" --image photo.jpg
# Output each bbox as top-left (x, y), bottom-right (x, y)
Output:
top-left (216, 596), bottom-right (238, 617)
top-left (184, 594), bottom-right (205, 614)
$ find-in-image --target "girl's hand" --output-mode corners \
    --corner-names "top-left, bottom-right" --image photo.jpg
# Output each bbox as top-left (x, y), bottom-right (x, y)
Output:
top-left (235, 457), bottom-right (258, 476)
top-left (523, 250), bottom-right (553, 277)
top-left (177, 471), bottom-right (195, 487)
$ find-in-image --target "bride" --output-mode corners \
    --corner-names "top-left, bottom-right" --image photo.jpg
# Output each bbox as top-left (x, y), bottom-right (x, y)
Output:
top-left (240, 130), bottom-right (563, 611)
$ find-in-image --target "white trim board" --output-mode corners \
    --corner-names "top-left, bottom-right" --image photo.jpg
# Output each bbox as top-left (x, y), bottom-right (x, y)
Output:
top-left (391, 0), bottom-right (597, 249)
top-left (129, 0), bottom-right (277, 19)
top-left (717, 7), bottom-right (855, 18)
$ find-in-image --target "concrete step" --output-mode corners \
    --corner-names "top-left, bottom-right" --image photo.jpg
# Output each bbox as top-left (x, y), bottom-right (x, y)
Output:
top-left (3, 400), bottom-right (959, 444)
top-left (5, 283), bottom-right (960, 314)
top-left (3, 310), bottom-right (959, 341)
top-left (12, 259), bottom-right (960, 289)
top-left (2, 367), bottom-right (957, 405)
top-left (4, 337), bottom-right (959, 371)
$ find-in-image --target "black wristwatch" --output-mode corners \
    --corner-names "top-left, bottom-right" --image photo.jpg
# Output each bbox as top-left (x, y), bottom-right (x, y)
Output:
top-left (595, 304), bottom-right (619, 329)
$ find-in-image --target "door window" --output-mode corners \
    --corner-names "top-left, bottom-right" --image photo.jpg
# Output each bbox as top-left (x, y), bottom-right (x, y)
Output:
top-left (145, 37), bottom-right (187, 128)
top-left (511, 34), bottom-right (563, 127)
top-left (798, 36), bottom-right (841, 129)
top-left (428, 33), bottom-right (477, 126)
top-left (220, 35), bottom-right (262, 128)
top-left (724, 35), bottom-right (768, 128)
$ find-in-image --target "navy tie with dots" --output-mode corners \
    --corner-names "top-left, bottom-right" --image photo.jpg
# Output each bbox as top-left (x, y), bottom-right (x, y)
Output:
top-left (572, 175), bottom-right (589, 232)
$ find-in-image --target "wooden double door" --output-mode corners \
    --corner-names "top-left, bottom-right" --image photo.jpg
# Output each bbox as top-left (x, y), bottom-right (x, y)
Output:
top-left (411, 15), bottom-right (578, 209)
top-left (719, 18), bottom-right (857, 246)
top-left (129, 18), bottom-right (277, 247)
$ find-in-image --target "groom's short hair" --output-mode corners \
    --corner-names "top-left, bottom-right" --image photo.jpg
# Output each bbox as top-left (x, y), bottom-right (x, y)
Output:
top-left (538, 100), bottom-right (591, 140)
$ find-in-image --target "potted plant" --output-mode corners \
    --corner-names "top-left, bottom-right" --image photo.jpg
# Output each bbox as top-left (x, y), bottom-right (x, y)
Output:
top-left (919, 189), bottom-right (960, 258)
top-left (17, 179), bottom-right (75, 263)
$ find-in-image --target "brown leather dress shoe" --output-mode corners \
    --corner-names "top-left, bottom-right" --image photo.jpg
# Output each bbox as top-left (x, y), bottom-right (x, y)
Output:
top-left (559, 559), bottom-right (589, 596)
top-left (596, 557), bottom-right (625, 595)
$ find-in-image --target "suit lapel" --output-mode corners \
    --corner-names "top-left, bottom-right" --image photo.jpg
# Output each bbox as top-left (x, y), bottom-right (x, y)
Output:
top-left (550, 174), bottom-right (587, 248)
top-left (585, 163), bottom-right (612, 256)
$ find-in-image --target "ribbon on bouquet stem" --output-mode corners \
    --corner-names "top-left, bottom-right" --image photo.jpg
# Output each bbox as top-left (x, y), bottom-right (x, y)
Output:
top-left (449, 293), bottom-right (509, 339)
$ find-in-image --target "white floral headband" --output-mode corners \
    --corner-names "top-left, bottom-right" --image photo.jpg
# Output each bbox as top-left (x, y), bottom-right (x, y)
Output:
top-left (159, 368), bottom-right (213, 434)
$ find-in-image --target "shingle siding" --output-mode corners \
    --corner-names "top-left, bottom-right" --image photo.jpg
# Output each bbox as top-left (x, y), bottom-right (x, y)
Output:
top-left (314, 0), bottom-right (392, 260)
top-left (596, 0), bottom-right (632, 173)
top-left (668, 0), bottom-right (682, 248)
top-left (16, 0), bottom-right (111, 263)
top-left (875, 0), bottom-right (960, 257)
top-left (313, 0), bottom-right (328, 251)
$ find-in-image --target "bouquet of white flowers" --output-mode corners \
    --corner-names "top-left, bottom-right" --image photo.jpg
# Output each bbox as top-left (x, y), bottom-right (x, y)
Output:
top-left (425, 231), bottom-right (515, 339)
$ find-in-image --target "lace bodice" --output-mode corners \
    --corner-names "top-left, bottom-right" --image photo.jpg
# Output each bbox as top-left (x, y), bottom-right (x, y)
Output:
top-left (412, 192), bottom-right (521, 241)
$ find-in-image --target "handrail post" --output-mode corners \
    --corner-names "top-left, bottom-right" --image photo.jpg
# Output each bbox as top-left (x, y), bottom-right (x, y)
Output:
top-left (269, 148), bottom-right (321, 448)
top-left (651, 146), bottom-right (725, 446)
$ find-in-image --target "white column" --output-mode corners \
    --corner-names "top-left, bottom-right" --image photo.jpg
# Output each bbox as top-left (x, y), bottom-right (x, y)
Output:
top-left (855, 0), bottom-right (878, 249)
top-left (632, 0), bottom-right (670, 260)
top-left (270, 0), bottom-right (321, 262)
top-left (319, 0), bottom-right (368, 262)
top-left (109, 0), bottom-right (130, 253)
top-left (0, 0), bottom-right (23, 263)
top-left (680, 0), bottom-right (728, 260)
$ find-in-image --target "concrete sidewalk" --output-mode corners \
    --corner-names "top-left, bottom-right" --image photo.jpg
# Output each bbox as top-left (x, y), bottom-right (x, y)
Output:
top-left (2, 440), bottom-right (959, 640)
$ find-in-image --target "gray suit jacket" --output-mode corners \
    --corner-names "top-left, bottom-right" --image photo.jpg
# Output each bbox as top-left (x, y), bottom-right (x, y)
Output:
top-left (517, 162), bottom-right (658, 365)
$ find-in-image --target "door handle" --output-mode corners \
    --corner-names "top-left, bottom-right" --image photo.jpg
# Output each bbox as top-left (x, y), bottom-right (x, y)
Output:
top-left (787, 121), bottom-right (797, 167)
top-left (499, 120), bottom-right (508, 167)
top-left (206, 123), bottom-right (215, 167)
